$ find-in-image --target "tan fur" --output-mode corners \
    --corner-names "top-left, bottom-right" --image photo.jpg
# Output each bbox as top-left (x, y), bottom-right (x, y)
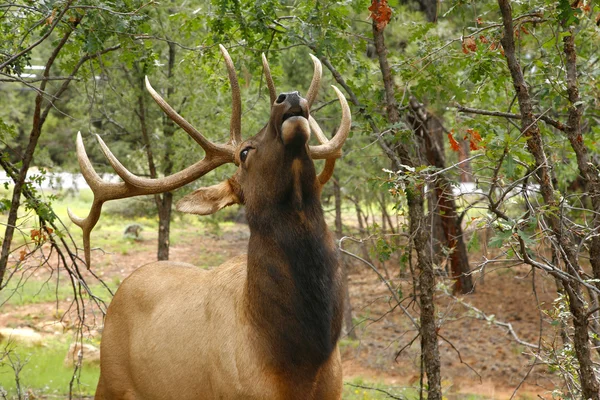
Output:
top-left (95, 259), bottom-right (342, 400)
top-left (93, 79), bottom-right (348, 399)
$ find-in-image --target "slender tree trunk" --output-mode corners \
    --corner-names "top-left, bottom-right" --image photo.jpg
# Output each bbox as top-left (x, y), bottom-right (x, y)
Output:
top-left (334, 175), bottom-right (357, 339)
top-left (418, 0), bottom-right (438, 23)
top-left (157, 192), bottom-right (173, 260)
top-left (561, 31), bottom-right (600, 289)
top-left (371, 6), bottom-right (442, 398)
top-left (498, 1), bottom-right (599, 397)
top-left (350, 197), bottom-right (374, 265)
top-left (156, 41), bottom-right (178, 261)
top-left (458, 139), bottom-right (473, 183)
top-left (426, 184), bottom-right (444, 267)
top-left (0, 19), bottom-right (82, 286)
top-left (409, 99), bottom-right (474, 294)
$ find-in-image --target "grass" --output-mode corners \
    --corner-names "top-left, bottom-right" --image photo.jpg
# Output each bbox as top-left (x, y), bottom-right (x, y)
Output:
top-left (343, 377), bottom-right (417, 399)
top-left (0, 184), bottom-right (516, 399)
top-left (0, 339), bottom-right (99, 398)
top-left (0, 274), bottom-right (116, 308)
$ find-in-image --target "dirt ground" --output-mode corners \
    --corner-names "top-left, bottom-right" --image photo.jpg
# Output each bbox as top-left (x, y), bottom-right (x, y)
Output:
top-left (1, 222), bottom-right (563, 399)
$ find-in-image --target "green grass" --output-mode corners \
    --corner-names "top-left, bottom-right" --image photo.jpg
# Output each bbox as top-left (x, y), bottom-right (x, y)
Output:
top-left (0, 277), bottom-right (115, 307)
top-left (343, 377), bottom-right (417, 399)
top-left (0, 339), bottom-right (99, 398)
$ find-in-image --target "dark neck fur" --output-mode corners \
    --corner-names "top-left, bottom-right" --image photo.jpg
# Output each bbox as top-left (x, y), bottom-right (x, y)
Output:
top-left (244, 185), bottom-right (343, 372)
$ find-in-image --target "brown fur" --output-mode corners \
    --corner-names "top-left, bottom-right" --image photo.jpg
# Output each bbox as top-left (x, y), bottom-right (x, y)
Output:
top-left (95, 92), bottom-right (344, 399)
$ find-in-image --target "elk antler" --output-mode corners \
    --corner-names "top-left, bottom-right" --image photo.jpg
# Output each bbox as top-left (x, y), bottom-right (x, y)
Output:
top-left (308, 86), bottom-right (351, 160)
top-left (69, 45), bottom-right (242, 266)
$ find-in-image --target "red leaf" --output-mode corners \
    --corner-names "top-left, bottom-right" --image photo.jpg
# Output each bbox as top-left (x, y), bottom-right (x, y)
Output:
top-left (369, 0), bottom-right (392, 31)
top-left (462, 37), bottom-right (477, 53)
top-left (448, 133), bottom-right (460, 152)
top-left (466, 128), bottom-right (483, 150)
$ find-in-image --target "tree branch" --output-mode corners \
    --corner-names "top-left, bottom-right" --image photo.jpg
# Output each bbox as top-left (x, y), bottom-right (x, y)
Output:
top-left (0, 0), bottom-right (75, 72)
top-left (456, 104), bottom-right (566, 131)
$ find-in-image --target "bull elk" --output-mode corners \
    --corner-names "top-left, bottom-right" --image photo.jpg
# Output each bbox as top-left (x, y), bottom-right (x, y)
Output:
top-left (69, 45), bottom-right (351, 399)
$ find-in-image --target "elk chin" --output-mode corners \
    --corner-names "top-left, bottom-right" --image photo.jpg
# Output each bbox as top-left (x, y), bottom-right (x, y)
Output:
top-left (281, 116), bottom-right (310, 146)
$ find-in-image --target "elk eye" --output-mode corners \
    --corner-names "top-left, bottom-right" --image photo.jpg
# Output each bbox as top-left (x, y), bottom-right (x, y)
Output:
top-left (240, 148), bottom-right (250, 163)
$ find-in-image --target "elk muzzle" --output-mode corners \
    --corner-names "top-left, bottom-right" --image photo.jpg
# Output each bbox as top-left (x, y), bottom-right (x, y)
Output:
top-left (275, 91), bottom-right (310, 146)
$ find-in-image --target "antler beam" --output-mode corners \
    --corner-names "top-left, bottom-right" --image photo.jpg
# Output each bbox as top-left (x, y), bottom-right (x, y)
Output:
top-left (69, 46), bottom-right (243, 266)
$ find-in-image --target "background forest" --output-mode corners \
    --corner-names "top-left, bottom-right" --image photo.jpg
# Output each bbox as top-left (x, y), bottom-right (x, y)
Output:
top-left (0, 0), bottom-right (599, 398)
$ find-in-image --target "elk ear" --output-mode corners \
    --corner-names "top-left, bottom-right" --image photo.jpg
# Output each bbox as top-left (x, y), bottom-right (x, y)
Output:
top-left (176, 180), bottom-right (240, 215)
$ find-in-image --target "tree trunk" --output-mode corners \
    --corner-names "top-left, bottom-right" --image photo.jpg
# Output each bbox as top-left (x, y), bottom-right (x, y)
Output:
top-left (426, 186), bottom-right (445, 266)
top-left (497, 1), bottom-right (599, 397)
top-left (0, 21), bottom-right (82, 285)
top-left (371, 5), bottom-right (442, 398)
top-left (417, 0), bottom-right (438, 23)
top-left (409, 99), bottom-right (474, 294)
top-left (157, 192), bottom-right (173, 260)
top-left (561, 31), bottom-right (600, 292)
top-left (458, 139), bottom-right (473, 183)
top-left (155, 41), bottom-right (178, 261)
top-left (334, 176), bottom-right (357, 340)
top-left (351, 197), bottom-right (374, 265)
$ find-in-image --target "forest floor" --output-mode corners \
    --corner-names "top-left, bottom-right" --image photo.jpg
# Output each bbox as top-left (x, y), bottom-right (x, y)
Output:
top-left (0, 220), bottom-right (562, 399)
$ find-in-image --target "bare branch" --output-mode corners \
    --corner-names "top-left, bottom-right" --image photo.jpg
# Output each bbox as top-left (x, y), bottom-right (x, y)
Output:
top-left (456, 104), bottom-right (566, 131)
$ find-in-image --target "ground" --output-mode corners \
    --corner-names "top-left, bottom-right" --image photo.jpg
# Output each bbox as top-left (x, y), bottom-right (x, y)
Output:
top-left (0, 220), bottom-right (562, 399)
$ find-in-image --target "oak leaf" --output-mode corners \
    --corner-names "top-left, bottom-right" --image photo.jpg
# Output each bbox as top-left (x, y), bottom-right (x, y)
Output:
top-left (462, 37), bottom-right (477, 54)
top-left (447, 132), bottom-right (460, 152)
top-left (466, 128), bottom-right (483, 151)
top-left (369, 0), bottom-right (392, 31)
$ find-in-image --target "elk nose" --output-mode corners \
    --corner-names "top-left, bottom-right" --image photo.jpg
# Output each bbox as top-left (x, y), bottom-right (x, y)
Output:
top-left (276, 93), bottom-right (287, 104)
top-left (276, 91), bottom-right (307, 118)
top-left (276, 91), bottom-right (301, 107)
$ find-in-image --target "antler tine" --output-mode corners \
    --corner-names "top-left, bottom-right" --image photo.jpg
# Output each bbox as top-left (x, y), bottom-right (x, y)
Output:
top-left (68, 132), bottom-right (115, 266)
top-left (219, 44), bottom-right (242, 147)
top-left (145, 77), bottom-right (231, 156)
top-left (309, 85), bottom-right (351, 160)
top-left (262, 53), bottom-right (277, 104)
top-left (68, 198), bottom-right (102, 267)
top-left (306, 54), bottom-right (322, 108)
top-left (308, 116), bottom-right (336, 185)
top-left (68, 130), bottom-right (235, 266)
top-left (308, 115), bottom-right (329, 144)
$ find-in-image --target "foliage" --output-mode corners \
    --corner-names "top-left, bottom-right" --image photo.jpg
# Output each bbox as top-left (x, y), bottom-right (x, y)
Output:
top-left (1, 0), bottom-right (599, 397)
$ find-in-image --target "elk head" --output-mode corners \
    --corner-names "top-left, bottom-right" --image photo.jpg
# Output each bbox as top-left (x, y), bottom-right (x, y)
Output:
top-left (69, 45), bottom-right (351, 266)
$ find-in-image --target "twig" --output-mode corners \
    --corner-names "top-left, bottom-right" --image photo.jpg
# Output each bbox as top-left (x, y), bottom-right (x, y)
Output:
top-left (456, 104), bottom-right (566, 131)
top-left (0, 0), bottom-right (75, 71)
top-left (437, 333), bottom-right (482, 383)
top-left (344, 383), bottom-right (405, 400)
top-left (443, 288), bottom-right (539, 349)
top-left (339, 236), bottom-right (420, 330)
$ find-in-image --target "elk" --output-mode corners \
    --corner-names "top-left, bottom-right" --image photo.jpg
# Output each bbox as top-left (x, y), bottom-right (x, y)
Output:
top-left (69, 45), bottom-right (351, 400)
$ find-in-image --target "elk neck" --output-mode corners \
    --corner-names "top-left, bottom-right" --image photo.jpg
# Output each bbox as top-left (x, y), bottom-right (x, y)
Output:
top-left (243, 152), bottom-right (344, 372)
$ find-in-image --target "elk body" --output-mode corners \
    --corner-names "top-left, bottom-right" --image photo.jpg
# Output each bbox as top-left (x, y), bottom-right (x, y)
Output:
top-left (69, 46), bottom-right (351, 400)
